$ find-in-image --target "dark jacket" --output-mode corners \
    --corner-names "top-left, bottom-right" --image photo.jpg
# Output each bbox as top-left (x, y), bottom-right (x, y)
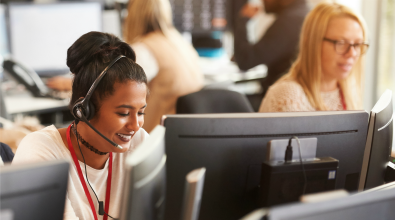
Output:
top-left (234, 0), bottom-right (310, 88)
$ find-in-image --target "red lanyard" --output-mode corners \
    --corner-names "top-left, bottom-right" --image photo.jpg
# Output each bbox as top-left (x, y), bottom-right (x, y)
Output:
top-left (67, 124), bottom-right (112, 220)
top-left (339, 89), bottom-right (347, 110)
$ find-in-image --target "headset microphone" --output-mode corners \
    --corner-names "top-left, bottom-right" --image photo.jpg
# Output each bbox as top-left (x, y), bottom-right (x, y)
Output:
top-left (76, 110), bottom-right (123, 150)
top-left (71, 55), bottom-right (126, 150)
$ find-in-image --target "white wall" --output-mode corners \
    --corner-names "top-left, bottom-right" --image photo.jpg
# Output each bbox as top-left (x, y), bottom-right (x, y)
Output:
top-left (309, 0), bottom-right (362, 12)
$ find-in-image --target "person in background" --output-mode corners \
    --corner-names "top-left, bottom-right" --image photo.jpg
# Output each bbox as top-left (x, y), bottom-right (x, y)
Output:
top-left (259, 2), bottom-right (368, 112)
top-left (123, 0), bottom-right (204, 133)
top-left (13, 31), bottom-right (149, 220)
top-left (234, 0), bottom-right (310, 92)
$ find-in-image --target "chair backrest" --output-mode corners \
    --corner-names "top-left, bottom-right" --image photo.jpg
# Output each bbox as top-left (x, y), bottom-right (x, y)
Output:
top-left (176, 89), bottom-right (254, 114)
top-left (0, 142), bottom-right (14, 163)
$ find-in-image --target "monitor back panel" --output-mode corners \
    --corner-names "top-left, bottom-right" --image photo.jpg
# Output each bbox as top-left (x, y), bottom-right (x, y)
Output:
top-left (163, 112), bottom-right (369, 220)
top-left (269, 187), bottom-right (395, 220)
top-left (0, 160), bottom-right (69, 220)
top-left (365, 99), bottom-right (393, 189)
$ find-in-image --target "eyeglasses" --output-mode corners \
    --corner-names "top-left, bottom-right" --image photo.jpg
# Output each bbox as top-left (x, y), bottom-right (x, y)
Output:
top-left (323, 38), bottom-right (369, 55)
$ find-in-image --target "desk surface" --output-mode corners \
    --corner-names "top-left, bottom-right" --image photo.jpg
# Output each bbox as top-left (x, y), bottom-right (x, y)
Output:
top-left (200, 57), bottom-right (267, 85)
top-left (5, 94), bottom-right (69, 115)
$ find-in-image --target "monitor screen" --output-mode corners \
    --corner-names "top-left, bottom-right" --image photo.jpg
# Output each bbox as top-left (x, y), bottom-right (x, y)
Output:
top-left (0, 160), bottom-right (69, 220)
top-left (170, 0), bottom-right (231, 33)
top-left (162, 111), bottom-right (369, 220)
top-left (8, 2), bottom-right (102, 76)
top-left (0, 4), bottom-right (9, 57)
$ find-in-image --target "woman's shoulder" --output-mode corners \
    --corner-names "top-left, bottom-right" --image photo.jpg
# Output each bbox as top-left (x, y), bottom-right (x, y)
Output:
top-left (13, 125), bottom-right (68, 164)
top-left (21, 125), bottom-right (62, 143)
top-left (267, 79), bottom-right (306, 97)
top-left (259, 79), bottom-right (312, 112)
top-left (140, 31), bottom-right (167, 43)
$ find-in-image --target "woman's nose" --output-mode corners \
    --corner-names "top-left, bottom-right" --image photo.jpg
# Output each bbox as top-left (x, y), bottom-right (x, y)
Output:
top-left (126, 114), bottom-right (140, 131)
top-left (345, 45), bottom-right (359, 57)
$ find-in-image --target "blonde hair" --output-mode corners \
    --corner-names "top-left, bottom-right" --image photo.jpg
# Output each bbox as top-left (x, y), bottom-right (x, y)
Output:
top-left (123, 0), bottom-right (173, 43)
top-left (281, 2), bottom-right (368, 110)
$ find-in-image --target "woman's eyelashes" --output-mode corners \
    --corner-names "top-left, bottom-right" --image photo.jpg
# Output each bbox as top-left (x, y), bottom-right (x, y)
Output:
top-left (116, 112), bottom-right (145, 117)
top-left (117, 112), bottom-right (129, 117)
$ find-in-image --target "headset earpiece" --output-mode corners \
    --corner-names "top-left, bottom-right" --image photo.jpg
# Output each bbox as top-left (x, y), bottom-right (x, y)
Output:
top-left (86, 100), bottom-right (96, 121)
top-left (71, 97), bottom-right (84, 121)
top-left (71, 97), bottom-right (96, 121)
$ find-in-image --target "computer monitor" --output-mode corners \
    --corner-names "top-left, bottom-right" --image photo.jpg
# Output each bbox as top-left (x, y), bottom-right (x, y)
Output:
top-left (170, 0), bottom-right (231, 33)
top-left (119, 125), bottom-right (167, 220)
top-left (8, 2), bottom-right (102, 76)
top-left (0, 160), bottom-right (69, 220)
top-left (0, 4), bottom-right (9, 58)
top-left (162, 111), bottom-right (369, 220)
top-left (266, 186), bottom-right (395, 220)
top-left (359, 89), bottom-right (393, 191)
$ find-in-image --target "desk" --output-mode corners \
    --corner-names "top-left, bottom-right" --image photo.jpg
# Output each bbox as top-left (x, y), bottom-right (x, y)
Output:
top-left (5, 94), bottom-right (69, 115)
top-left (4, 93), bottom-right (71, 127)
top-left (200, 57), bottom-right (267, 95)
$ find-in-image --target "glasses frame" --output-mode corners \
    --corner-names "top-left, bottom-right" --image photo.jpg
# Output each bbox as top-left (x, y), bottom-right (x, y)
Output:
top-left (323, 38), bottom-right (369, 56)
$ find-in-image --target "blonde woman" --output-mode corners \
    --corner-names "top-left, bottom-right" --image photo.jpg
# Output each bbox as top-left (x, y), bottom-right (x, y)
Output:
top-left (124, 0), bottom-right (204, 133)
top-left (259, 2), bottom-right (368, 112)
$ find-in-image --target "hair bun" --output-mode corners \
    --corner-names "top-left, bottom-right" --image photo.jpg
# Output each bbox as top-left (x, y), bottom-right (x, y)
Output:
top-left (67, 31), bottom-right (136, 74)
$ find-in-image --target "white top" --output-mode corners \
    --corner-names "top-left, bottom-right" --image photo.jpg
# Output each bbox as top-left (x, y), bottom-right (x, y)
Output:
top-left (12, 125), bottom-right (149, 220)
top-left (259, 80), bottom-right (344, 112)
top-left (131, 42), bottom-right (159, 82)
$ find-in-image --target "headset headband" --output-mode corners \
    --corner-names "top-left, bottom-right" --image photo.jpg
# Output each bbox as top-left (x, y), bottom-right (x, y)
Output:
top-left (81, 55), bottom-right (126, 109)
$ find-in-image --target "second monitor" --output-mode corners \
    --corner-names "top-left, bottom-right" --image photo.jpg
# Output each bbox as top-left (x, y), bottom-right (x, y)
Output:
top-left (8, 2), bottom-right (102, 76)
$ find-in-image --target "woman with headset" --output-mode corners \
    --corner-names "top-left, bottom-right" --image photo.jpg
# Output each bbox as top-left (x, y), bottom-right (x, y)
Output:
top-left (13, 31), bottom-right (149, 220)
top-left (48, 0), bottom-right (204, 133)
top-left (259, 2), bottom-right (369, 112)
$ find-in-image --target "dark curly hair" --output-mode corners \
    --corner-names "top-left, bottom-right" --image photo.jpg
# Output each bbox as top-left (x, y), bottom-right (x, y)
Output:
top-left (67, 31), bottom-right (147, 114)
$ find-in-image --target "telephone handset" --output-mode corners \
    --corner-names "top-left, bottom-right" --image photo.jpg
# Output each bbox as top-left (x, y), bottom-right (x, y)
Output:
top-left (3, 59), bottom-right (50, 98)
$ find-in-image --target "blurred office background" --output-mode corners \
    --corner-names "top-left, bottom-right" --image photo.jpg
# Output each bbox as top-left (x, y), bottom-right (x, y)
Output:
top-left (0, 0), bottom-right (394, 125)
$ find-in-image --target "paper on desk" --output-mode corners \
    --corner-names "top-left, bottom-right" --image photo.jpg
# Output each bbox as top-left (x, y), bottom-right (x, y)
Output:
top-left (199, 57), bottom-right (239, 75)
top-left (199, 57), bottom-right (267, 77)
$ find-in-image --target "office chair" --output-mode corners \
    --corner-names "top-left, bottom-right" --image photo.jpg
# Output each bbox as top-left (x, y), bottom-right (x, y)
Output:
top-left (176, 89), bottom-right (254, 114)
top-left (0, 142), bottom-right (14, 163)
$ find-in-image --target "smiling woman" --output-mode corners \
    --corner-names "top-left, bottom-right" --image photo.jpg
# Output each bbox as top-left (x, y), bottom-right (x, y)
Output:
top-left (259, 2), bottom-right (368, 112)
top-left (12, 32), bottom-right (150, 220)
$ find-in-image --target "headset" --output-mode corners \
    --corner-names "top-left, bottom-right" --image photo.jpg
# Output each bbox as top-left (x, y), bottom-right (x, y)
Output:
top-left (71, 55), bottom-right (125, 150)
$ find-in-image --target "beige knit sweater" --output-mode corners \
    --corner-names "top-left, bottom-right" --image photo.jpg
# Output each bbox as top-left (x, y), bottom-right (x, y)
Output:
top-left (259, 80), bottom-right (345, 112)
